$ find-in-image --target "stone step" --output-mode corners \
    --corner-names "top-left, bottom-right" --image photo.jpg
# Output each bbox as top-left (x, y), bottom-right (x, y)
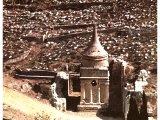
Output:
top-left (77, 104), bottom-right (105, 112)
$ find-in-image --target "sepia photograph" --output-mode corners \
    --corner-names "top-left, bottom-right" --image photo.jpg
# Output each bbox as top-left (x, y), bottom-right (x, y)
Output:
top-left (3, 0), bottom-right (157, 120)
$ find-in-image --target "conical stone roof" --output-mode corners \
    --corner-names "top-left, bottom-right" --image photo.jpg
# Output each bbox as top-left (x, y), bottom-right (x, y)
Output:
top-left (82, 24), bottom-right (108, 68)
top-left (83, 25), bottom-right (108, 59)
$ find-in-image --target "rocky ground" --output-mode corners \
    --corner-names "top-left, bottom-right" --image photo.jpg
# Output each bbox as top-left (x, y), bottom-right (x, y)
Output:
top-left (3, 0), bottom-right (157, 119)
top-left (4, 74), bottom-right (124, 120)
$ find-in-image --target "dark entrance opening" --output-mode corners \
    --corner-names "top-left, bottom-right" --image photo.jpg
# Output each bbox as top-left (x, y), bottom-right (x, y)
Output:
top-left (66, 97), bottom-right (80, 112)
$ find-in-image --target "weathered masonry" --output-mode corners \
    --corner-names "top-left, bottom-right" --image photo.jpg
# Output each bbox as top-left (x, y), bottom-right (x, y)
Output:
top-left (68, 25), bottom-right (110, 111)
top-left (78, 25), bottom-right (109, 111)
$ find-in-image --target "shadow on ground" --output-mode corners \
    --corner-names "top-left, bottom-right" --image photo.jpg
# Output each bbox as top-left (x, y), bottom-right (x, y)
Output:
top-left (96, 107), bottom-right (123, 120)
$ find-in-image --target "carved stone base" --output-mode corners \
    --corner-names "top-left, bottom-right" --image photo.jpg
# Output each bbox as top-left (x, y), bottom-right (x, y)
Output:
top-left (77, 104), bottom-right (108, 112)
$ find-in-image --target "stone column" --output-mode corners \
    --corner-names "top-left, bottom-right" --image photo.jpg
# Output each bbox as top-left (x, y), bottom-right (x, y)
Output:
top-left (81, 82), bottom-right (85, 104)
top-left (104, 82), bottom-right (109, 103)
top-left (104, 83), bottom-right (107, 103)
top-left (90, 84), bottom-right (93, 103)
top-left (98, 84), bottom-right (101, 103)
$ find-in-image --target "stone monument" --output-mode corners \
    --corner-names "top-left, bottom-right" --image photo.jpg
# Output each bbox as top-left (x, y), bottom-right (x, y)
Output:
top-left (77, 24), bottom-right (110, 111)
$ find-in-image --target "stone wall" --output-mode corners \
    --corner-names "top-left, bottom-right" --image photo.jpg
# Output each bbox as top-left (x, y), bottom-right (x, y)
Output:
top-left (108, 61), bottom-right (123, 116)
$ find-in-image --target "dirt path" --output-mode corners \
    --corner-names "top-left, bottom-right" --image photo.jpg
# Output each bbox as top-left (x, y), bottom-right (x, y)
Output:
top-left (3, 103), bottom-right (33, 120)
top-left (3, 86), bottom-right (123, 120)
top-left (3, 73), bottom-right (122, 120)
top-left (3, 87), bottom-right (57, 119)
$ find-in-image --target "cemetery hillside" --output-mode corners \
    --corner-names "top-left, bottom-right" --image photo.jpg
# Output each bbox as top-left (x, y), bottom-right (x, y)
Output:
top-left (3, 0), bottom-right (157, 120)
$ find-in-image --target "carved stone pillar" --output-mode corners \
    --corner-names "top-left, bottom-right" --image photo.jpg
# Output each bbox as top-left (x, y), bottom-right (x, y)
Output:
top-left (98, 85), bottom-right (101, 103)
top-left (80, 82), bottom-right (85, 104)
top-left (90, 84), bottom-right (93, 103)
top-left (105, 82), bottom-right (109, 103)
